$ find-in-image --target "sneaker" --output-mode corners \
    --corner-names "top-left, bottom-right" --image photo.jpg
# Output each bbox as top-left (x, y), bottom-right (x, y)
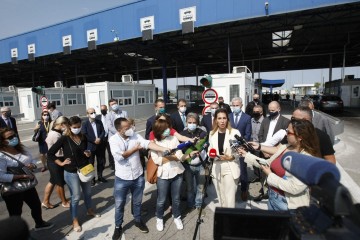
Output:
top-left (35, 221), bottom-right (54, 231)
top-left (135, 220), bottom-right (149, 233)
top-left (112, 226), bottom-right (122, 240)
top-left (156, 218), bottom-right (164, 232)
top-left (173, 216), bottom-right (183, 230)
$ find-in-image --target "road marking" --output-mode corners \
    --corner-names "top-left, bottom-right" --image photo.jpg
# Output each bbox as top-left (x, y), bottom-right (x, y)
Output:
top-left (18, 127), bottom-right (36, 132)
top-left (21, 138), bottom-right (33, 142)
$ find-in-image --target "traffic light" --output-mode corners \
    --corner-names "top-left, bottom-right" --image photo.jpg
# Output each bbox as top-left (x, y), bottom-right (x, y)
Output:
top-left (200, 75), bottom-right (212, 88)
top-left (31, 86), bottom-right (45, 95)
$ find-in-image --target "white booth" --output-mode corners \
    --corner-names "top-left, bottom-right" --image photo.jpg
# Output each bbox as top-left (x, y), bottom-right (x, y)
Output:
top-left (84, 81), bottom-right (155, 118)
top-left (0, 86), bottom-right (20, 116)
top-left (17, 86), bottom-right (86, 121)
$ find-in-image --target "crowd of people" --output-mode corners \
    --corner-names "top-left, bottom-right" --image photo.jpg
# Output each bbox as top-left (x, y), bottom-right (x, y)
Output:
top-left (0, 94), bottom-right (337, 239)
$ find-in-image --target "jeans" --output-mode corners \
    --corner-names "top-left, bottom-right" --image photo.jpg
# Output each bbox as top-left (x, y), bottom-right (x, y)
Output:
top-left (114, 175), bottom-right (145, 227)
top-left (184, 164), bottom-right (205, 208)
top-left (267, 188), bottom-right (288, 211)
top-left (64, 171), bottom-right (92, 220)
top-left (156, 174), bottom-right (183, 219)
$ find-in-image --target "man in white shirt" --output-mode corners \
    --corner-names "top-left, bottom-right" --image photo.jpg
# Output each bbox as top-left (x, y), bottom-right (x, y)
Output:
top-left (106, 99), bottom-right (128, 139)
top-left (109, 118), bottom-right (169, 240)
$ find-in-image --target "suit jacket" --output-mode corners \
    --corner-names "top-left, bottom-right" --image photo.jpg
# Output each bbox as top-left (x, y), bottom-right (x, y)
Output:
top-left (313, 111), bottom-right (334, 144)
top-left (106, 110), bottom-right (128, 138)
top-left (96, 114), bottom-right (109, 137)
top-left (258, 115), bottom-right (290, 144)
top-left (200, 114), bottom-right (213, 133)
top-left (0, 117), bottom-right (18, 135)
top-left (208, 128), bottom-right (241, 180)
top-left (245, 101), bottom-right (267, 117)
top-left (81, 119), bottom-right (105, 151)
top-left (229, 112), bottom-right (252, 141)
top-left (170, 111), bottom-right (187, 133)
top-left (145, 115), bottom-right (156, 140)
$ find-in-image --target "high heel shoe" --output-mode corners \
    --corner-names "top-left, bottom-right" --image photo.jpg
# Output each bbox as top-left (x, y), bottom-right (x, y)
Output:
top-left (41, 202), bottom-right (54, 209)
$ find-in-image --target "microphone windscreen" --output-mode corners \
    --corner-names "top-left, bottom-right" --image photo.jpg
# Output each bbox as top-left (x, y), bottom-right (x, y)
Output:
top-left (177, 141), bottom-right (193, 150)
top-left (281, 152), bottom-right (340, 186)
top-left (209, 148), bottom-right (217, 158)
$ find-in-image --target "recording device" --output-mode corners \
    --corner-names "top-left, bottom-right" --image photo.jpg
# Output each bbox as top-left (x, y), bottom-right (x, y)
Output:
top-left (256, 159), bottom-right (269, 166)
top-left (214, 151), bottom-right (360, 239)
top-left (209, 148), bottom-right (218, 160)
top-left (190, 142), bottom-right (209, 167)
top-left (163, 141), bottom-right (193, 156)
top-left (234, 134), bottom-right (256, 153)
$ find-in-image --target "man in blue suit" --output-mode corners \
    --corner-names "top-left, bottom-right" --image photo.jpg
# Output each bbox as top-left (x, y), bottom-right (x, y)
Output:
top-left (170, 99), bottom-right (188, 133)
top-left (82, 107), bottom-right (106, 186)
top-left (229, 97), bottom-right (252, 201)
top-left (200, 102), bottom-right (219, 134)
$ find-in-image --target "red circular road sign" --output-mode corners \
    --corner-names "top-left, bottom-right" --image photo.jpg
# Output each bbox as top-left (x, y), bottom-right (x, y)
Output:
top-left (40, 96), bottom-right (48, 107)
top-left (202, 88), bottom-right (218, 104)
top-left (202, 105), bottom-right (211, 116)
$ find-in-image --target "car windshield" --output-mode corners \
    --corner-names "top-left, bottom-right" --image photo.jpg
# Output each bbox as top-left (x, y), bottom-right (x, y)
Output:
top-left (322, 96), bottom-right (342, 101)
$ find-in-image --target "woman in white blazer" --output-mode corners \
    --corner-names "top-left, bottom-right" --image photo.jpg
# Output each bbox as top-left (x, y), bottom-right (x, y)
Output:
top-left (208, 108), bottom-right (241, 208)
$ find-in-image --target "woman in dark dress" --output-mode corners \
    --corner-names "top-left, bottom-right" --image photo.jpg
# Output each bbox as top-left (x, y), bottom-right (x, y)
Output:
top-left (34, 110), bottom-right (52, 172)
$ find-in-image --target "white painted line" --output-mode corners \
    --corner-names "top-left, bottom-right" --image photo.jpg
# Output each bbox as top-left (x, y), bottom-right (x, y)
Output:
top-left (21, 138), bottom-right (33, 143)
top-left (18, 127), bottom-right (36, 132)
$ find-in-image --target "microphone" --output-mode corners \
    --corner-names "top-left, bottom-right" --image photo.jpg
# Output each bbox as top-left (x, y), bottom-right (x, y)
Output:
top-left (163, 141), bottom-right (193, 156)
top-left (234, 134), bottom-right (256, 153)
top-left (209, 148), bottom-right (218, 160)
top-left (281, 152), bottom-right (340, 186)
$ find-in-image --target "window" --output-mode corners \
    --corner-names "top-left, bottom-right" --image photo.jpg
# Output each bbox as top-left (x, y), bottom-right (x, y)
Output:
top-left (111, 90), bottom-right (133, 106)
top-left (272, 30), bottom-right (292, 48)
top-left (67, 93), bottom-right (77, 105)
top-left (137, 90), bottom-right (145, 104)
top-left (230, 85), bottom-right (240, 100)
top-left (77, 94), bottom-right (83, 104)
top-left (137, 90), bottom-right (154, 105)
top-left (50, 94), bottom-right (61, 106)
top-left (3, 96), bottom-right (14, 106)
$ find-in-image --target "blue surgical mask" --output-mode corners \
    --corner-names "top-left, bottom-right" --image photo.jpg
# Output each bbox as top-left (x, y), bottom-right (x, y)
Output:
top-left (232, 107), bottom-right (241, 114)
top-left (158, 108), bottom-right (166, 114)
top-left (188, 123), bottom-right (197, 131)
top-left (162, 128), bottom-right (170, 137)
top-left (111, 104), bottom-right (119, 112)
top-left (7, 137), bottom-right (19, 147)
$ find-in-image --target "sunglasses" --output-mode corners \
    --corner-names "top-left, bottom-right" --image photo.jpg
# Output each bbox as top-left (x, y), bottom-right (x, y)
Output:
top-left (42, 114), bottom-right (49, 116)
top-left (89, 112), bottom-right (96, 114)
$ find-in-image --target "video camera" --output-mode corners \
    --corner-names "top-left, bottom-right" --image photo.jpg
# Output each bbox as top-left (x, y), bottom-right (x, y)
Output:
top-left (214, 152), bottom-right (360, 239)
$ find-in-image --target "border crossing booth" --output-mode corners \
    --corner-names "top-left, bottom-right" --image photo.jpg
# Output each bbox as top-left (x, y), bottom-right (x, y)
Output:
top-left (210, 66), bottom-right (255, 110)
top-left (17, 86), bottom-right (86, 121)
top-left (84, 81), bottom-right (155, 118)
top-left (0, 87), bottom-right (20, 116)
top-left (177, 85), bottom-right (204, 108)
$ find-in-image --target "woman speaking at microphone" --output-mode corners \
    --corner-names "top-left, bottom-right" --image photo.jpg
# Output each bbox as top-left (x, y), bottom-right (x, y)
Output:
top-left (238, 118), bottom-right (321, 211)
top-left (208, 108), bottom-right (241, 208)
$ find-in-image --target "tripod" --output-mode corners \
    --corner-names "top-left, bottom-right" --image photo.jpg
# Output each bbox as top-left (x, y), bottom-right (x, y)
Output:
top-left (192, 155), bottom-right (215, 240)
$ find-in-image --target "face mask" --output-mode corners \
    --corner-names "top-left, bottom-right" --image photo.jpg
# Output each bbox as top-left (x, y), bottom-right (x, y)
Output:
top-left (124, 128), bottom-right (134, 137)
top-left (111, 104), bottom-right (119, 111)
top-left (43, 116), bottom-right (49, 121)
top-left (188, 123), bottom-right (197, 131)
top-left (219, 101), bottom-right (224, 104)
top-left (4, 112), bottom-right (11, 118)
top-left (179, 107), bottom-right (187, 113)
top-left (89, 113), bottom-right (96, 119)
top-left (232, 107), bottom-right (241, 114)
top-left (71, 128), bottom-right (81, 135)
top-left (101, 110), bottom-right (107, 115)
top-left (158, 108), bottom-right (166, 114)
top-left (252, 112), bottom-right (261, 119)
top-left (253, 99), bottom-right (259, 103)
top-left (211, 109), bottom-right (217, 116)
top-left (162, 128), bottom-right (170, 137)
top-left (269, 111), bottom-right (279, 119)
top-left (61, 127), bottom-right (67, 132)
top-left (7, 137), bottom-right (19, 147)
top-left (132, 126), bottom-right (136, 132)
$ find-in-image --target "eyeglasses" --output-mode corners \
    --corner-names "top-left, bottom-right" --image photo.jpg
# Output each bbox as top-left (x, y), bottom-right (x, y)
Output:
top-left (285, 128), bottom-right (296, 136)
top-left (6, 135), bottom-right (16, 140)
top-left (89, 112), bottom-right (96, 114)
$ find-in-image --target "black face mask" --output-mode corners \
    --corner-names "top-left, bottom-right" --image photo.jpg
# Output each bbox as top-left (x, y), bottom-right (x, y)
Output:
top-left (253, 99), bottom-right (259, 103)
top-left (269, 111), bottom-right (279, 119)
top-left (252, 112), bottom-right (261, 119)
top-left (101, 110), bottom-right (107, 115)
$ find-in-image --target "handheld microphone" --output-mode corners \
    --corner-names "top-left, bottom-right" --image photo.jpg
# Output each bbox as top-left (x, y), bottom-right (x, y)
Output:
top-left (163, 141), bottom-right (193, 156)
top-left (281, 152), bottom-right (340, 186)
top-left (234, 134), bottom-right (256, 152)
top-left (209, 148), bottom-right (218, 160)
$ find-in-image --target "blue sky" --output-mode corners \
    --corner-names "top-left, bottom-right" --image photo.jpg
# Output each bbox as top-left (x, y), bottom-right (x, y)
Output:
top-left (1, 0), bottom-right (359, 91)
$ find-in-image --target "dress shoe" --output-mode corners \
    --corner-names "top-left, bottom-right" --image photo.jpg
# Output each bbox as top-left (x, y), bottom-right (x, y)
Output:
top-left (241, 191), bottom-right (248, 201)
top-left (98, 177), bottom-right (108, 183)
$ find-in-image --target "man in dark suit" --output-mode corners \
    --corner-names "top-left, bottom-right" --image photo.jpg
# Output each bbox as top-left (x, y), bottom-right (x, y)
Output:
top-left (258, 101), bottom-right (290, 144)
top-left (218, 96), bottom-right (232, 114)
top-left (200, 102), bottom-right (219, 133)
top-left (145, 99), bottom-right (166, 140)
top-left (229, 97), bottom-right (252, 201)
top-left (82, 107), bottom-right (106, 186)
top-left (170, 98), bottom-right (188, 133)
top-left (0, 107), bottom-right (19, 137)
top-left (245, 93), bottom-right (267, 118)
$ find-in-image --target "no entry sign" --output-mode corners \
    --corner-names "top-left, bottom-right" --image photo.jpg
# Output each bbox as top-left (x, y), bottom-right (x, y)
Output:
top-left (40, 96), bottom-right (48, 110)
top-left (202, 105), bottom-right (211, 116)
top-left (202, 88), bottom-right (218, 104)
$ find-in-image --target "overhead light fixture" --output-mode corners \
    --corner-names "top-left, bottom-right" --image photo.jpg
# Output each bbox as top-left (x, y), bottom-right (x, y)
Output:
top-left (287, 47), bottom-right (293, 51)
top-left (293, 25), bottom-right (303, 31)
top-left (182, 40), bottom-right (190, 44)
top-left (111, 29), bottom-right (120, 42)
top-left (208, 54), bottom-right (213, 58)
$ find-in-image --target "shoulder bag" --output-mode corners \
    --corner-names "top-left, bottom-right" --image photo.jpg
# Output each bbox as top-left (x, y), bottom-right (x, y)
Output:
top-left (32, 122), bottom-right (42, 142)
top-left (0, 152), bottom-right (38, 197)
top-left (146, 156), bottom-right (158, 184)
top-left (67, 137), bottom-right (95, 182)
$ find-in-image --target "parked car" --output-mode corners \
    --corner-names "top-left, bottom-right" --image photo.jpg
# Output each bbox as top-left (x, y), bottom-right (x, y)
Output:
top-left (318, 95), bottom-right (344, 112)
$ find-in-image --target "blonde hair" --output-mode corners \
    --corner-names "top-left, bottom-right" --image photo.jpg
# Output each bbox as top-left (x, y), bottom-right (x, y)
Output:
top-left (53, 116), bottom-right (69, 128)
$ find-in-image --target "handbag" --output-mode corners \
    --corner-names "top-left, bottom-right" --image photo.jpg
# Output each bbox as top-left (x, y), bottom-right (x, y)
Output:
top-left (32, 129), bottom-right (40, 142)
top-left (0, 152), bottom-right (38, 197)
top-left (67, 138), bottom-right (95, 183)
top-left (146, 156), bottom-right (158, 184)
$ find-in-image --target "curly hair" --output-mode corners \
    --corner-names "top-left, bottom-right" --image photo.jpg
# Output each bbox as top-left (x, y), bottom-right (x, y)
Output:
top-left (290, 118), bottom-right (321, 157)
top-left (0, 128), bottom-right (26, 154)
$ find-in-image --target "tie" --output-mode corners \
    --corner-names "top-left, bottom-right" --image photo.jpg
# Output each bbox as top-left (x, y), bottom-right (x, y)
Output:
top-left (235, 114), bottom-right (239, 125)
top-left (5, 119), bottom-right (10, 128)
top-left (181, 114), bottom-right (186, 127)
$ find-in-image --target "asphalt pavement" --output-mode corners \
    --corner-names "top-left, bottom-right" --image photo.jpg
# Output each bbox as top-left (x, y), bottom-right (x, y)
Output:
top-left (0, 103), bottom-right (359, 240)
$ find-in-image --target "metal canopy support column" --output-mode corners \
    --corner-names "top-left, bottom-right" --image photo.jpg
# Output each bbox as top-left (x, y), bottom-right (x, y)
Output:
top-left (151, 69), bottom-right (154, 84)
top-left (251, 60), bottom-right (255, 80)
top-left (162, 63), bottom-right (168, 104)
top-left (75, 64), bottom-right (79, 88)
top-left (329, 54), bottom-right (332, 82)
top-left (136, 55), bottom-right (139, 83)
top-left (196, 65), bottom-right (199, 86)
top-left (227, 35), bottom-right (231, 73)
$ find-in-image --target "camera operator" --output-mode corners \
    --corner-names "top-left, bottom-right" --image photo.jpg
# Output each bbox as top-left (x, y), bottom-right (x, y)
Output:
top-left (238, 118), bottom-right (321, 210)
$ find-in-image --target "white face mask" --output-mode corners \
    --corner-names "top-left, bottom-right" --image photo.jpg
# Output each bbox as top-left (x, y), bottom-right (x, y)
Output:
top-left (89, 113), bottom-right (96, 119)
top-left (179, 107), bottom-right (187, 113)
top-left (124, 128), bottom-right (134, 137)
top-left (211, 109), bottom-right (217, 116)
top-left (188, 123), bottom-right (197, 131)
top-left (71, 128), bottom-right (81, 135)
top-left (111, 104), bottom-right (119, 111)
top-left (43, 116), bottom-right (49, 121)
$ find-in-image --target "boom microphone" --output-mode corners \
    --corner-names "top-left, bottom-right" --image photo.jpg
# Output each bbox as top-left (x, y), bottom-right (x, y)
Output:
top-left (234, 134), bottom-right (256, 152)
top-left (281, 152), bottom-right (340, 186)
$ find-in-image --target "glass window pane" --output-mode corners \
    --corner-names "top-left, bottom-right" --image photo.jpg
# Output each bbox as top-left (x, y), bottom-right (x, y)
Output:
top-left (68, 94), bottom-right (76, 99)
top-left (113, 90), bottom-right (122, 98)
top-left (51, 94), bottom-right (61, 100)
top-left (138, 90), bottom-right (145, 96)
top-left (77, 94), bottom-right (82, 104)
top-left (124, 90), bottom-right (132, 97)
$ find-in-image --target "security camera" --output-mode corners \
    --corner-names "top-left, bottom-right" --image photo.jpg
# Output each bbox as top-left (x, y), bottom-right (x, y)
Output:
top-left (265, 2), bottom-right (269, 8)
